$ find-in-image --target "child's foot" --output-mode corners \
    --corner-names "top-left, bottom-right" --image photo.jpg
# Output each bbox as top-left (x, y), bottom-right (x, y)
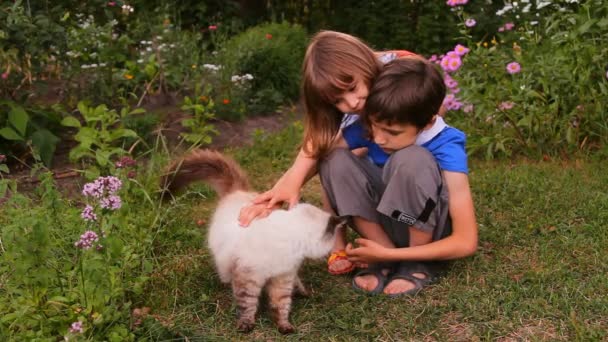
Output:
top-left (353, 267), bottom-right (390, 293)
top-left (382, 272), bottom-right (427, 295)
top-left (382, 262), bottom-right (435, 297)
top-left (327, 250), bottom-right (355, 275)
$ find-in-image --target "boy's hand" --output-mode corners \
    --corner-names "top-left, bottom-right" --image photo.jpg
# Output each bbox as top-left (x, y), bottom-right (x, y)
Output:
top-left (238, 202), bottom-right (275, 227)
top-left (345, 239), bottom-right (391, 263)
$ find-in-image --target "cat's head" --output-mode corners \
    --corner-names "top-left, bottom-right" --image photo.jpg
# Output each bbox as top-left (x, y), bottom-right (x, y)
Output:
top-left (324, 215), bottom-right (349, 239)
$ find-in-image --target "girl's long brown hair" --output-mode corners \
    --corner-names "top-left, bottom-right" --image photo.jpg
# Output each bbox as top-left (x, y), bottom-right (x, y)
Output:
top-left (301, 31), bottom-right (381, 160)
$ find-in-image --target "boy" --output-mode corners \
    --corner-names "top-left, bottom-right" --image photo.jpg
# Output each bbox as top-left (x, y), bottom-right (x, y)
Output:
top-left (319, 57), bottom-right (478, 296)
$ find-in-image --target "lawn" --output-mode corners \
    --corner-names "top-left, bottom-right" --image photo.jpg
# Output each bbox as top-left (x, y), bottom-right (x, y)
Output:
top-left (137, 125), bottom-right (608, 341)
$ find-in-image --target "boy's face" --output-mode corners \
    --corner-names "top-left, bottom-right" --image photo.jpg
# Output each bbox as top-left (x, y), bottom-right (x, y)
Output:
top-left (369, 119), bottom-right (420, 153)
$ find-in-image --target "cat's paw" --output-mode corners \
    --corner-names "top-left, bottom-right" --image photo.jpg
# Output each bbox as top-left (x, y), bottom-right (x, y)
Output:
top-left (237, 320), bottom-right (255, 333)
top-left (278, 323), bottom-right (295, 334)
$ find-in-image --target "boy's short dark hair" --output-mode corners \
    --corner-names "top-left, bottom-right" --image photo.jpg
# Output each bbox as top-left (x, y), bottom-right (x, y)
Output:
top-left (365, 57), bottom-right (446, 130)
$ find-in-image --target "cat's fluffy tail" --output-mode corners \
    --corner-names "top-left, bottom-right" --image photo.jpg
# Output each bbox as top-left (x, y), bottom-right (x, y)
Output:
top-left (161, 149), bottom-right (250, 198)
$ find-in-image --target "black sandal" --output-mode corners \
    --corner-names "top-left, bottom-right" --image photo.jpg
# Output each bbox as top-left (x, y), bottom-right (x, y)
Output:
top-left (384, 261), bottom-right (435, 297)
top-left (351, 263), bottom-right (390, 295)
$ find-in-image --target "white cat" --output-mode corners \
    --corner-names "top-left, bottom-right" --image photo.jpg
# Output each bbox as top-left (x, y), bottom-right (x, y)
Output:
top-left (161, 149), bottom-right (346, 334)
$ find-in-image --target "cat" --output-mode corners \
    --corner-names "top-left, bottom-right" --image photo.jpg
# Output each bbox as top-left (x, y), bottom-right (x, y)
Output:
top-left (161, 149), bottom-right (346, 334)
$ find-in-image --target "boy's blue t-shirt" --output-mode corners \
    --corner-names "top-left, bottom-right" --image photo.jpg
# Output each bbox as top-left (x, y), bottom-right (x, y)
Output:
top-left (341, 118), bottom-right (468, 174)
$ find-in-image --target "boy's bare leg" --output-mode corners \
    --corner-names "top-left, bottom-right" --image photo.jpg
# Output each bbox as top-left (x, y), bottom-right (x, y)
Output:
top-left (352, 217), bottom-right (394, 291)
top-left (383, 228), bottom-right (432, 295)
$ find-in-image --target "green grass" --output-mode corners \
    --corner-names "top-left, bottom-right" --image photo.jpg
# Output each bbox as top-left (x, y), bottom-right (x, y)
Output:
top-left (141, 125), bottom-right (608, 341)
top-left (1, 123), bottom-right (606, 340)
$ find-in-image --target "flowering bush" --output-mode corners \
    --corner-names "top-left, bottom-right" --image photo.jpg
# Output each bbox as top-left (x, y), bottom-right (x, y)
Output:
top-left (436, 0), bottom-right (608, 157)
top-left (0, 158), bottom-right (180, 340)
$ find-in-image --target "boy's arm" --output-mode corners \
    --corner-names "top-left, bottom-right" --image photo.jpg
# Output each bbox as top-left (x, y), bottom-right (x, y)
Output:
top-left (347, 171), bottom-right (478, 262)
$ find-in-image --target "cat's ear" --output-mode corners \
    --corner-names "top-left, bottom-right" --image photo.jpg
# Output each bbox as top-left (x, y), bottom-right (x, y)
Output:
top-left (326, 215), bottom-right (349, 234)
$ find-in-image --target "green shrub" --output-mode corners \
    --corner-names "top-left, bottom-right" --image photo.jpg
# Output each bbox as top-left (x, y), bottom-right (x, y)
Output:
top-left (220, 22), bottom-right (307, 115)
top-left (441, 0), bottom-right (608, 158)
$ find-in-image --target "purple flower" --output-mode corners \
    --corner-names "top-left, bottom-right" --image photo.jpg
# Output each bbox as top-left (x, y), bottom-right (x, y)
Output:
top-left (428, 54), bottom-right (438, 63)
top-left (465, 18), bottom-right (476, 27)
top-left (69, 321), bottom-right (84, 334)
top-left (99, 176), bottom-right (122, 194)
top-left (506, 62), bottom-right (521, 74)
top-left (453, 44), bottom-right (470, 56)
top-left (75, 231), bottom-right (99, 250)
top-left (446, 0), bottom-right (468, 6)
top-left (441, 56), bottom-right (462, 73)
top-left (83, 176), bottom-right (122, 198)
top-left (82, 181), bottom-right (104, 198)
top-left (498, 101), bottom-right (515, 110)
top-left (443, 94), bottom-right (463, 111)
top-left (81, 205), bottom-right (97, 222)
top-left (100, 195), bottom-right (122, 210)
top-left (444, 77), bottom-right (458, 89)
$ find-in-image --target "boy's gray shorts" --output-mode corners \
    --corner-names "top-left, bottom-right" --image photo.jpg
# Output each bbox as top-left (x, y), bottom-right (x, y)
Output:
top-left (319, 146), bottom-right (451, 247)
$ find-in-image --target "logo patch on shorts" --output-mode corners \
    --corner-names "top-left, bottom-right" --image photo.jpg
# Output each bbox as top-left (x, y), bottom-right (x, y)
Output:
top-left (391, 210), bottom-right (417, 226)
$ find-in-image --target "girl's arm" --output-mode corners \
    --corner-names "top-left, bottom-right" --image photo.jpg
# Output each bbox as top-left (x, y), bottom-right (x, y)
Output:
top-left (346, 171), bottom-right (478, 262)
top-left (238, 135), bottom-right (349, 226)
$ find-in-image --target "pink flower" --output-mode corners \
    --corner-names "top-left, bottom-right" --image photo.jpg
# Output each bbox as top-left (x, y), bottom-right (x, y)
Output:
top-left (81, 205), bottom-right (97, 222)
top-left (75, 231), bottom-right (99, 250)
top-left (100, 195), bottom-right (122, 210)
top-left (463, 104), bottom-right (474, 113)
top-left (444, 77), bottom-right (458, 89)
top-left (1, 72), bottom-right (8, 80)
top-left (498, 101), bottom-right (515, 110)
top-left (69, 321), bottom-right (84, 334)
top-left (498, 26), bottom-right (505, 32)
top-left (446, 0), bottom-right (468, 6)
top-left (506, 62), bottom-right (521, 74)
top-left (446, 56), bottom-right (462, 72)
top-left (465, 18), bottom-right (476, 27)
top-left (428, 54), bottom-right (438, 63)
top-left (107, 1), bottom-right (116, 6)
top-left (208, 25), bottom-right (217, 31)
top-left (504, 22), bottom-right (515, 30)
top-left (453, 44), bottom-right (470, 56)
top-left (0, 154), bottom-right (5, 163)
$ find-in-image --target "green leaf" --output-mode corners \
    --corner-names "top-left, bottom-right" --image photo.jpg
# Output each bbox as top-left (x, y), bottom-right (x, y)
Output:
top-left (61, 116), bottom-right (81, 128)
top-left (95, 150), bottom-right (111, 167)
top-left (109, 129), bottom-right (138, 140)
top-left (0, 127), bottom-right (24, 141)
top-left (0, 164), bottom-right (8, 174)
top-left (8, 105), bottom-right (29, 136)
top-left (577, 19), bottom-right (596, 34)
top-left (31, 129), bottom-right (60, 167)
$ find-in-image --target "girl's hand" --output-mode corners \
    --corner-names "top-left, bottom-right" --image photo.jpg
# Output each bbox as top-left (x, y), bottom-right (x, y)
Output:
top-left (345, 239), bottom-right (391, 263)
top-left (252, 174), bottom-right (301, 210)
top-left (238, 202), bottom-right (276, 227)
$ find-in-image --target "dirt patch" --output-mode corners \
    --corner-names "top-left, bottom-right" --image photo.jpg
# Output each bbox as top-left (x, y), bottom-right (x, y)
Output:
top-left (2, 104), bottom-right (302, 200)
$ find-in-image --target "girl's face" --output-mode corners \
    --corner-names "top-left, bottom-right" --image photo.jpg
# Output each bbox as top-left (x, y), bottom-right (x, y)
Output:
top-left (332, 79), bottom-right (369, 114)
